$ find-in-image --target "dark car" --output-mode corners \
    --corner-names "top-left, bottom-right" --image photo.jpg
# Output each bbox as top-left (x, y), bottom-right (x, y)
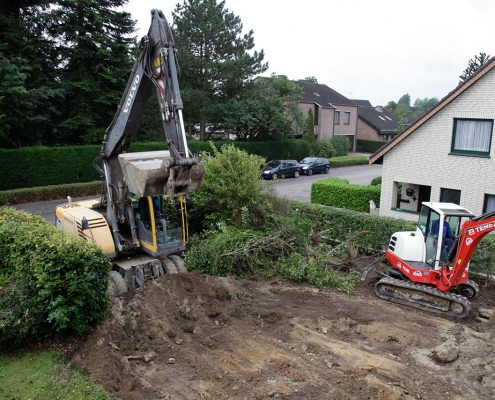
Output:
top-left (261, 160), bottom-right (300, 180)
top-left (299, 157), bottom-right (330, 176)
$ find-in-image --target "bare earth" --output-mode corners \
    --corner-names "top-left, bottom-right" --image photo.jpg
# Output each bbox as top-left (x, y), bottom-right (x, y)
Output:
top-left (74, 258), bottom-right (495, 400)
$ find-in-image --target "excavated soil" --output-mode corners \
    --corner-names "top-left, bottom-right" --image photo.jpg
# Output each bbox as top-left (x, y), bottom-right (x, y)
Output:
top-left (74, 258), bottom-right (495, 400)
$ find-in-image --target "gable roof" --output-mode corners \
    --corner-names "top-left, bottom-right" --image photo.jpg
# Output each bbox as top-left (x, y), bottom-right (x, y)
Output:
top-left (294, 80), bottom-right (356, 108)
top-left (352, 99), bottom-right (373, 107)
top-left (369, 56), bottom-right (495, 164)
top-left (357, 105), bottom-right (401, 134)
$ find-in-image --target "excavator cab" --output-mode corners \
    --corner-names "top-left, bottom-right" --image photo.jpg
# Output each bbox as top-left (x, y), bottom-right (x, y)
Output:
top-left (134, 195), bottom-right (185, 258)
top-left (418, 204), bottom-right (464, 268)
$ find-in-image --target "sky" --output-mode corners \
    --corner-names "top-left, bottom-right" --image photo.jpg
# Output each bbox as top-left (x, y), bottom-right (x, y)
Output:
top-left (121, 0), bottom-right (495, 107)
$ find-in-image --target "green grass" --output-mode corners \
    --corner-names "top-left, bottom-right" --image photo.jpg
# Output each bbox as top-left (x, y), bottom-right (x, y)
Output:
top-left (0, 351), bottom-right (112, 400)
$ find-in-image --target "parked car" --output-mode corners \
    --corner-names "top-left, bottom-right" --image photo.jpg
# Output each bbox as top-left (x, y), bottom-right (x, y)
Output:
top-left (299, 157), bottom-right (330, 175)
top-left (261, 160), bottom-right (300, 180)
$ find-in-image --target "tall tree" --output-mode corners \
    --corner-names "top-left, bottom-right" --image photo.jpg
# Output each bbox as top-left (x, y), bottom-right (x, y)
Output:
top-left (219, 75), bottom-right (303, 141)
top-left (47, 0), bottom-right (136, 144)
top-left (0, 1), bottom-right (66, 148)
top-left (397, 93), bottom-right (411, 107)
top-left (172, 0), bottom-right (268, 141)
top-left (302, 108), bottom-right (315, 154)
top-left (459, 52), bottom-right (490, 84)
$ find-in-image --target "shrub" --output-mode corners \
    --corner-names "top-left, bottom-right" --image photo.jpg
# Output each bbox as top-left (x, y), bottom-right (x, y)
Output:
top-left (329, 156), bottom-right (368, 168)
top-left (330, 136), bottom-right (351, 157)
top-left (0, 208), bottom-right (110, 348)
top-left (311, 177), bottom-right (381, 212)
top-left (190, 142), bottom-right (267, 230)
top-left (314, 140), bottom-right (337, 158)
top-left (356, 139), bottom-right (387, 153)
top-left (370, 176), bottom-right (382, 186)
top-left (470, 234), bottom-right (495, 283)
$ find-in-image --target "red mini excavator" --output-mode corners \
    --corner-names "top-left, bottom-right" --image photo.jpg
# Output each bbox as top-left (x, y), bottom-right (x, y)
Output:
top-left (363, 202), bottom-right (495, 317)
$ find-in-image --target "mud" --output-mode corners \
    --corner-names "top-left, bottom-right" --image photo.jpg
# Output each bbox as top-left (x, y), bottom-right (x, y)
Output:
top-left (74, 258), bottom-right (495, 399)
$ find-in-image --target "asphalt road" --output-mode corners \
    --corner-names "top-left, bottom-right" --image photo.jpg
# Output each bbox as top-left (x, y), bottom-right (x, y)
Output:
top-left (13, 162), bottom-right (382, 224)
top-left (270, 163), bottom-right (383, 202)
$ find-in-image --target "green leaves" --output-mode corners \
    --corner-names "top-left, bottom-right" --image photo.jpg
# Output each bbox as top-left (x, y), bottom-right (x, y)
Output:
top-left (0, 208), bottom-right (110, 348)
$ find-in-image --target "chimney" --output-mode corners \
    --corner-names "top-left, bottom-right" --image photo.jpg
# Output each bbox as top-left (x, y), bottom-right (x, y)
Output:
top-left (375, 105), bottom-right (383, 112)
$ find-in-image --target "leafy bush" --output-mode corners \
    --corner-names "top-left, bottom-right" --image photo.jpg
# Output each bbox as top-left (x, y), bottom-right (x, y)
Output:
top-left (314, 140), bottom-right (337, 158)
top-left (190, 143), bottom-right (267, 230)
top-left (311, 177), bottom-right (381, 212)
top-left (370, 176), bottom-right (382, 186)
top-left (0, 208), bottom-right (110, 348)
top-left (330, 136), bottom-right (351, 157)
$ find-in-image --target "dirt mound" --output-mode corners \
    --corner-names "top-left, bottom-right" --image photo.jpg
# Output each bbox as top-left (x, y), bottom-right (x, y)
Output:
top-left (74, 263), bottom-right (495, 399)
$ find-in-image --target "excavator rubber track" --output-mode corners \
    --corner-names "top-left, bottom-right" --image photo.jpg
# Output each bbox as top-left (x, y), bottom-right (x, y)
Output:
top-left (375, 276), bottom-right (471, 318)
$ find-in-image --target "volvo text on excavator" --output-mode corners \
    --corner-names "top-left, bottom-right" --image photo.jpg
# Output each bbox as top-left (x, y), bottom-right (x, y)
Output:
top-left (55, 9), bottom-right (204, 295)
top-left (363, 202), bottom-right (495, 318)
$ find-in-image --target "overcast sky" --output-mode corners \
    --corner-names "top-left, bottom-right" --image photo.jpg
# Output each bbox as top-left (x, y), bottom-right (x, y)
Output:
top-left (122, 0), bottom-right (495, 106)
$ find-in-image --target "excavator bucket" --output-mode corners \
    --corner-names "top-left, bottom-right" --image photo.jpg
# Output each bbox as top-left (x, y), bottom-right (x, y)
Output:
top-left (118, 151), bottom-right (204, 199)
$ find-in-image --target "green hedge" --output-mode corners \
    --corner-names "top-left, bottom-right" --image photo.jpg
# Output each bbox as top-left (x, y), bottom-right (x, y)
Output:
top-left (0, 181), bottom-right (101, 206)
top-left (329, 155), bottom-right (368, 167)
top-left (357, 139), bottom-right (387, 153)
top-left (311, 177), bottom-right (381, 212)
top-left (292, 201), bottom-right (416, 253)
top-left (0, 208), bottom-right (110, 348)
top-left (0, 140), bottom-right (310, 191)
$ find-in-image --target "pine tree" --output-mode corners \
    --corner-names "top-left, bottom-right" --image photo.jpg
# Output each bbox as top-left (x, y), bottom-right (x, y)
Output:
top-left (172, 0), bottom-right (268, 141)
top-left (48, 0), bottom-right (136, 144)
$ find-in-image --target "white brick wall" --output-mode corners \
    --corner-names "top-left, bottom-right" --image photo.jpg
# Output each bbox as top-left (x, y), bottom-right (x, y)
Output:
top-left (379, 68), bottom-right (495, 221)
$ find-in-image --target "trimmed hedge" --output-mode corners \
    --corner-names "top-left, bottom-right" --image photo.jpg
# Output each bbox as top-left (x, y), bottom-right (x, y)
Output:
top-left (292, 201), bottom-right (416, 253)
top-left (0, 181), bottom-right (101, 206)
top-left (0, 140), bottom-right (310, 191)
top-left (329, 156), bottom-right (368, 168)
top-left (357, 139), bottom-right (387, 153)
top-left (311, 177), bottom-right (381, 212)
top-left (0, 208), bottom-right (110, 348)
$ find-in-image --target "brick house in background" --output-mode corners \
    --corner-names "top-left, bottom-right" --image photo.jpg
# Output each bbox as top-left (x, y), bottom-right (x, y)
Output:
top-left (294, 80), bottom-right (358, 152)
top-left (352, 100), bottom-right (401, 142)
top-left (369, 56), bottom-right (495, 221)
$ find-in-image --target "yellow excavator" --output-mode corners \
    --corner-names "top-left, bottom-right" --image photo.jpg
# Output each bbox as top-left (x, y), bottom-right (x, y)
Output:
top-left (55, 9), bottom-right (204, 295)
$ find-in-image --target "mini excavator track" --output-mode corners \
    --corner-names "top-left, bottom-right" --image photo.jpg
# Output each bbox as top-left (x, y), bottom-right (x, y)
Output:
top-left (375, 276), bottom-right (471, 318)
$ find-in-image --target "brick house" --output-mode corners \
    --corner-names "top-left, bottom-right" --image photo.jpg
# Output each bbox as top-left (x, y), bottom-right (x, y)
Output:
top-left (353, 100), bottom-right (401, 142)
top-left (369, 57), bottom-right (495, 221)
top-left (294, 80), bottom-right (358, 152)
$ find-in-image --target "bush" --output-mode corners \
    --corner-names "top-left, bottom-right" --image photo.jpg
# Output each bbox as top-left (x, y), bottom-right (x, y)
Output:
top-left (329, 156), bottom-right (368, 168)
top-left (311, 177), bottom-right (381, 212)
top-left (0, 208), bottom-right (110, 348)
top-left (314, 140), bottom-right (337, 158)
top-left (470, 234), bottom-right (495, 283)
top-left (370, 176), bottom-right (382, 186)
top-left (330, 136), bottom-right (351, 157)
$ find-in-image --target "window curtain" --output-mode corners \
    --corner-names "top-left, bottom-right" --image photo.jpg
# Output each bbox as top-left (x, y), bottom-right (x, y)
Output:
top-left (486, 195), bottom-right (495, 212)
top-left (455, 120), bottom-right (492, 152)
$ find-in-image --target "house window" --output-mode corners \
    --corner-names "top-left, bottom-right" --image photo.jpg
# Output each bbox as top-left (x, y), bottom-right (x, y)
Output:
top-left (344, 112), bottom-right (350, 124)
top-left (440, 188), bottom-right (461, 204)
top-left (483, 194), bottom-right (495, 212)
top-left (451, 118), bottom-right (493, 157)
top-left (334, 111), bottom-right (340, 124)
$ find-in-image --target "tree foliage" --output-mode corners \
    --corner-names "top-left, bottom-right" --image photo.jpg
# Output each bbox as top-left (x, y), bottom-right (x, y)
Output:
top-left (0, 0), bottom-right (136, 148)
top-left (302, 108), bottom-right (315, 153)
top-left (386, 93), bottom-right (439, 132)
top-left (459, 52), bottom-right (490, 84)
top-left (172, 0), bottom-right (268, 140)
top-left (190, 143), bottom-right (267, 230)
top-left (219, 75), bottom-right (303, 141)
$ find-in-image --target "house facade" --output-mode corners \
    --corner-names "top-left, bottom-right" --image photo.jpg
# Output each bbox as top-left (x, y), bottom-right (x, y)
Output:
top-left (294, 80), bottom-right (358, 152)
top-left (370, 57), bottom-right (495, 221)
top-left (353, 100), bottom-right (401, 142)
